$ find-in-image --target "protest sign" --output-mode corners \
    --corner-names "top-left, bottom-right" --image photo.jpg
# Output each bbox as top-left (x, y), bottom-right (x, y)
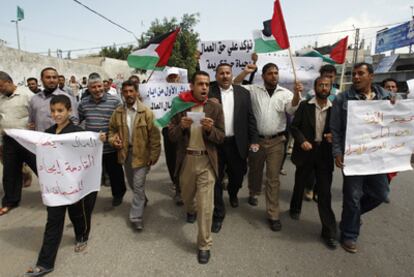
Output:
top-left (139, 83), bottom-right (190, 118)
top-left (343, 100), bottom-right (414, 176)
top-left (5, 129), bottom-right (103, 206)
top-left (198, 39), bottom-right (254, 81)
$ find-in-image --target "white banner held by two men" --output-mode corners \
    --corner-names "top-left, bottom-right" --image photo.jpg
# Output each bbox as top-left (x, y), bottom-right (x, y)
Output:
top-left (5, 129), bottom-right (103, 207)
top-left (139, 83), bottom-right (190, 118)
top-left (343, 100), bottom-right (414, 176)
top-left (198, 39), bottom-right (254, 81)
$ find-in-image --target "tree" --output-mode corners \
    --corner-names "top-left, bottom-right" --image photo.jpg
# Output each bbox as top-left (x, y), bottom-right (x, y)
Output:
top-left (139, 13), bottom-right (200, 80)
top-left (99, 44), bottom-right (134, 60)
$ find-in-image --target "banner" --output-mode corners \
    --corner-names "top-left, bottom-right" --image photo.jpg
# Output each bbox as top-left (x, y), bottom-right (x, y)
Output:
top-left (139, 83), bottom-right (190, 118)
top-left (253, 55), bottom-right (323, 93)
top-left (5, 129), bottom-right (103, 207)
top-left (375, 19), bottom-right (414, 53)
top-left (198, 39), bottom-right (254, 81)
top-left (343, 100), bottom-right (414, 176)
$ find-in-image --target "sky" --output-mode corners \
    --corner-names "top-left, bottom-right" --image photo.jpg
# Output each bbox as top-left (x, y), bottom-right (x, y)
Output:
top-left (0, 0), bottom-right (413, 57)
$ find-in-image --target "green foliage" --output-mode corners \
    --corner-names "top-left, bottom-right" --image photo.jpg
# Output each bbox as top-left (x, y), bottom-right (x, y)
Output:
top-left (99, 44), bottom-right (134, 60)
top-left (139, 13), bottom-right (200, 80)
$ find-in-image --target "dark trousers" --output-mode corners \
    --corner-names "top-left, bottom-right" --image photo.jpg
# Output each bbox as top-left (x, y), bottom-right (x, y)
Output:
top-left (162, 127), bottom-right (179, 192)
top-left (213, 137), bottom-right (247, 222)
top-left (103, 151), bottom-right (126, 199)
top-left (1, 135), bottom-right (37, 207)
top-left (290, 146), bottom-right (337, 238)
top-left (37, 192), bottom-right (97, 269)
top-left (340, 174), bottom-right (389, 242)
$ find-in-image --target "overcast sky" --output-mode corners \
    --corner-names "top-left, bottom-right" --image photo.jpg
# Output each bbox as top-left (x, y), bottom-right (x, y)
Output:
top-left (0, 0), bottom-right (412, 57)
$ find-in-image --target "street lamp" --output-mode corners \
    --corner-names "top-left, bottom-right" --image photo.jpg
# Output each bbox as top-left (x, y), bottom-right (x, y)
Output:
top-left (10, 19), bottom-right (22, 51)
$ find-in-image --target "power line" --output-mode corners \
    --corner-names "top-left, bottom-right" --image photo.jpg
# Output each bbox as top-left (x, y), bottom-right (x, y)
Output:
top-left (72, 0), bottom-right (139, 43)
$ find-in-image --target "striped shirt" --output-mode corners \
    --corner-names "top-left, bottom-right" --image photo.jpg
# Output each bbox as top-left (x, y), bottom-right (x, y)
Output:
top-left (78, 93), bottom-right (121, 153)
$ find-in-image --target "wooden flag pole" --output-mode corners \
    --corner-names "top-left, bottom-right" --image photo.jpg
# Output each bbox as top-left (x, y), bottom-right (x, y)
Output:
top-left (146, 69), bottom-right (156, 83)
top-left (339, 61), bottom-right (346, 91)
top-left (287, 47), bottom-right (297, 81)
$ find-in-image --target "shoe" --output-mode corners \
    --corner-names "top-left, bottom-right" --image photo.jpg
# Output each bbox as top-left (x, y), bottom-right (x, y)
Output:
top-left (229, 195), bottom-right (239, 208)
top-left (145, 196), bottom-right (148, 207)
top-left (304, 190), bottom-right (314, 201)
top-left (384, 196), bottom-right (390, 203)
top-left (322, 237), bottom-right (338, 250)
top-left (248, 196), bottom-right (258, 206)
top-left (74, 241), bottom-right (88, 252)
top-left (174, 192), bottom-right (184, 206)
top-left (211, 220), bottom-right (222, 233)
top-left (186, 213), bottom-right (197, 223)
top-left (280, 169), bottom-right (287, 175)
top-left (197, 250), bottom-right (210, 264)
top-left (268, 219), bottom-right (282, 232)
top-left (132, 221), bottom-right (144, 231)
top-left (112, 197), bottom-right (123, 207)
top-left (341, 240), bottom-right (357, 253)
top-left (289, 211), bottom-right (300, 220)
top-left (25, 266), bottom-right (54, 276)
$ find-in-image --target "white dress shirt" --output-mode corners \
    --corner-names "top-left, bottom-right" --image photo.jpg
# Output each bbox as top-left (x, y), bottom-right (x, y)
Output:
top-left (220, 85), bottom-right (235, 137)
top-left (126, 101), bottom-right (138, 144)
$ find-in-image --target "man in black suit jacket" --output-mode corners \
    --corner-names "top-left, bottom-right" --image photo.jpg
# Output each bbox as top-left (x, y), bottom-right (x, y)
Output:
top-left (208, 63), bottom-right (259, 233)
top-left (289, 76), bottom-right (337, 249)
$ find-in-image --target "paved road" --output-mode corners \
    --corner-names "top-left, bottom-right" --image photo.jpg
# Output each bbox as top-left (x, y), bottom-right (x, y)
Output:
top-left (1, 154), bottom-right (413, 277)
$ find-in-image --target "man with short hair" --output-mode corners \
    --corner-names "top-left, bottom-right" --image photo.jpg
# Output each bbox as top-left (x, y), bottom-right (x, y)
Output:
top-left (330, 63), bottom-right (391, 253)
top-left (78, 76), bottom-right (126, 207)
top-left (208, 63), bottom-right (259, 233)
top-left (234, 62), bottom-right (302, 232)
top-left (27, 77), bottom-right (41, 94)
top-left (108, 80), bottom-right (161, 231)
top-left (29, 67), bottom-right (78, 132)
top-left (382, 78), bottom-right (398, 94)
top-left (289, 76), bottom-right (337, 249)
top-left (104, 79), bottom-right (119, 98)
top-left (58, 75), bottom-right (74, 97)
top-left (168, 71), bottom-right (224, 264)
top-left (0, 71), bottom-right (37, 215)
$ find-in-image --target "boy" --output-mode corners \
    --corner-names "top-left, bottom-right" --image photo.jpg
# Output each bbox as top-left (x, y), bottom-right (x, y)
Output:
top-left (25, 95), bottom-right (103, 276)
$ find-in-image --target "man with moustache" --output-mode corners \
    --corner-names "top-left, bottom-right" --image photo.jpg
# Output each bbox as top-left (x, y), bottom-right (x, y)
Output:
top-left (78, 75), bottom-right (126, 207)
top-left (29, 67), bottom-right (78, 132)
top-left (289, 76), bottom-right (337, 249)
top-left (27, 77), bottom-right (42, 94)
top-left (169, 71), bottom-right (224, 264)
top-left (208, 63), bottom-right (259, 233)
top-left (330, 63), bottom-right (391, 253)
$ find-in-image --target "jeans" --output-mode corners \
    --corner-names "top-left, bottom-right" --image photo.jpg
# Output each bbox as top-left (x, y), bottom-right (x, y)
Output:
top-left (340, 174), bottom-right (389, 242)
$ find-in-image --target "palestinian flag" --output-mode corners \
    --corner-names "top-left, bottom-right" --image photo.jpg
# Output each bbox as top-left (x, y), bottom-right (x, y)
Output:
top-left (127, 28), bottom-right (180, 70)
top-left (297, 36), bottom-right (348, 64)
top-left (253, 0), bottom-right (290, 53)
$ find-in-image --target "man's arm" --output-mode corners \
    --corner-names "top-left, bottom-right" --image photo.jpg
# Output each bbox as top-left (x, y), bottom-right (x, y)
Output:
top-left (233, 64), bottom-right (257, 85)
top-left (246, 92), bottom-right (259, 144)
top-left (330, 95), bottom-right (344, 168)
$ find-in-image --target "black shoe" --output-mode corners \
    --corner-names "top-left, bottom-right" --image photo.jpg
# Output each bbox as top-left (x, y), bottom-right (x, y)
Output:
top-left (289, 211), bottom-right (300, 220)
top-left (132, 221), bottom-right (144, 231)
top-left (248, 196), bottom-right (258, 206)
top-left (197, 250), bottom-right (210, 264)
top-left (174, 192), bottom-right (184, 206)
top-left (229, 196), bottom-right (239, 208)
top-left (211, 220), bottom-right (222, 233)
top-left (322, 237), bottom-right (338, 250)
top-left (186, 213), bottom-right (197, 223)
top-left (112, 197), bottom-right (123, 207)
top-left (384, 196), bottom-right (390, 203)
top-left (268, 219), bottom-right (282, 232)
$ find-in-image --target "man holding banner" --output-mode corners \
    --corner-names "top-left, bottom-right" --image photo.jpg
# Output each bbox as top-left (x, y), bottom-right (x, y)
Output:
top-left (330, 63), bottom-right (391, 253)
top-left (234, 62), bottom-right (302, 232)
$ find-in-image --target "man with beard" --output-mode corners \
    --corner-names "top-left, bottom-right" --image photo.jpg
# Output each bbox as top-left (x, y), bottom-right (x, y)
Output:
top-left (208, 63), bottom-right (259, 233)
top-left (330, 63), bottom-right (391, 253)
top-left (0, 71), bottom-right (37, 215)
top-left (27, 77), bottom-right (42, 94)
top-left (78, 75), bottom-right (126, 207)
top-left (29, 67), bottom-right (78, 132)
top-left (168, 71), bottom-right (224, 264)
top-left (234, 63), bottom-right (302, 232)
top-left (108, 80), bottom-right (161, 231)
top-left (289, 76), bottom-right (337, 249)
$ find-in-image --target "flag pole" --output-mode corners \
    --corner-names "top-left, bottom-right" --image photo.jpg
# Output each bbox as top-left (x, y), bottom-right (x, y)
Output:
top-left (146, 69), bottom-right (156, 83)
top-left (339, 61), bottom-right (346, 91)
top-left (287, 47), bottom-right (297, 81)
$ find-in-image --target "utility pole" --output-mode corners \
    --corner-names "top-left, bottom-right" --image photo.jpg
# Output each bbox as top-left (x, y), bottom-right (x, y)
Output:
top-left (10, 20), bottom-right (21, 50)
top-left (352, 28), bottom-right (360, 64)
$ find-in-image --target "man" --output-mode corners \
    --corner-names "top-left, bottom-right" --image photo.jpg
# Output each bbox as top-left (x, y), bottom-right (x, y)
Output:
top-left (289, 76), bottom-right (337, 249)
top-left (108, 80), bottom-right (161, 231)
top-left (208, 63), bottom-right (259, 233)
top-left (58, 75), bottom-right (74, 97)
top-left (165, 67), bottom-right (181, 83)
top-left (29, 67), bottom-right (78, 132)
top-left (68, 75), bottom-right (81, 101)
top-left (169, 71), bottom-right (224, 264)
top-left (234, 62), bottom-right (302, 232)
top-left (27, 77), bottom-right (42, 94)
top-left (0, 71), bottom-right (37, 215)
top-left (128, 75), bottom-right (140, 86)
top-left (330, 63), bottom-right (391, 253)
top-left (382, 78), bottom-right (398, 93)
top-left (78, 75), bottom-right (126, 207)
top-left (103, 79), bottom-right (119, 98)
